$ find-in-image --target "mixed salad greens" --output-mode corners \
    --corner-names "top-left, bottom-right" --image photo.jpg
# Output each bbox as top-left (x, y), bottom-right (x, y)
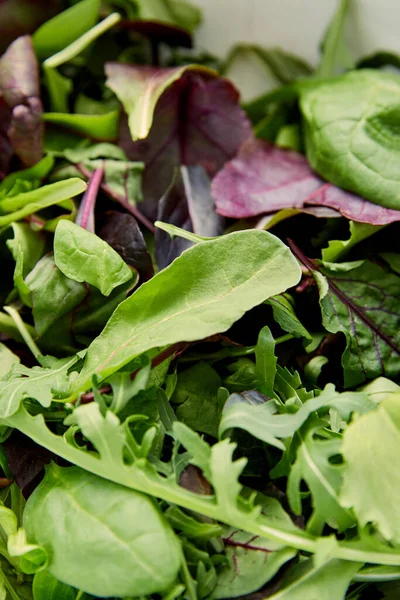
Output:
top-left (0, 0), bottom-right (400, 597)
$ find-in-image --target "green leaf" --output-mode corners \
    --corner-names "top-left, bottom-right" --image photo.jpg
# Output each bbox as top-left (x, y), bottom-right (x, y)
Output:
top-left (33, 0), bottom-right (101, 60)
top-left (6, 223), bottom-right (45, 305)
top-left (33, 570), bottom-right (76, 600)
top-left (255, 326), bottom-right (277, 398)
top-left (214, 527), bottom-right (295, 599)
top-left (314, 260), bottom-right (400, 386)
top-left (267, 557), bottom-right (361, 599)
top-left (220, 385), bottom-right (375, 450)
top-left (0, 179), bottom-right (86, 227)
top-left (54, 220), bottom-right (133, 296)
top-left (72, 230), bottom-right (300, 393)
top-left (43, 112), bottom-right (119, 141)
top-left (172, 362), bottom-right (224, 437)
top-left (43, 67), bottom-right (72, 113)
top-left (0, 355), bottom-right (80, 418)
top-left (287, 418), bottom-right (355, 535)
top-left (340, 393), bottom-right (400, 544)
top-left (0, 156), bottom-right (54, 198)
top-left (134, 0), bottom-right (201, 32)
top-left (316, 0), bottom-right (354, 77)
top-left (105, 63), bottom-right (215, 140)
top-left (173, 422), bottom-right (212, 483)
top-left (322, 221), bottom-right (383, 262)
top-left (0, 343), bottom-right (19, 378)
top-left (266, 295), bottom-right (311, 341)
top-left (24, 464), bottom-right (181, 597)
top-left (301, 70), bottom-right (400, 210)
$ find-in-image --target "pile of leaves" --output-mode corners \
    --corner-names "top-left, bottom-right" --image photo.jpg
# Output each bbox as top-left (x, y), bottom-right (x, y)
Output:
top-left (0, 0), bottom-right (400, 597)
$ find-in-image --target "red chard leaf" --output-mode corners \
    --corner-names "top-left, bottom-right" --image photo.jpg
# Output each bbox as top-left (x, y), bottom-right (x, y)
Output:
top-left (212, 139), bottom-right (400, 226)
top-left (107, 63), bottom-right (252, 219)
top-left (0, 35), bottom-right (43, 168)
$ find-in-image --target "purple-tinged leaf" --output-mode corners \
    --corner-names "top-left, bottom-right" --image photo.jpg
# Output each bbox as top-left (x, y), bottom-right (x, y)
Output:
top-left (0, 0), bottom-right (63, 53)
top-left (76, 167), bottom-right (103, 232)
top-left (0, 35), bottom-right (43, 167)
top-left (212, 140), bottom-right (400, 226)
top-left (0, 98), bottom-right (12, 179)
top-left (99, 211), bottom-right (154, 282)
top-left (107, 64), bottom-right (252, 219)
top-left (155, 165), bottom-right (224, 269)
top-left (290, 240), bottom-right (400, 388)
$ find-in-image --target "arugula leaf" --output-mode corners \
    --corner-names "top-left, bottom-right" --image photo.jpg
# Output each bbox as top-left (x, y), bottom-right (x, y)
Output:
top-left (266, 295), bottom-right (311, 341)
top-left (212, 139), bottom-right (400, 225)
top-left (73, 230), bottom-right (301, 393)
top-left (54, 220), bottom-right (134, 296)
top-left (340, 393), bottom-right (400, 545)
top-left (24, 463), bottom-right (182, 597)
top-left (0, 343), bottom-right (19, 378)
top-left (300, 70), bottom-right (400, 210)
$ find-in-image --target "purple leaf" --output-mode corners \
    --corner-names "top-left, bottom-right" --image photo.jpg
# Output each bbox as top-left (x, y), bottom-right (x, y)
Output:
top-left (99, 211), bottom-right (154, 282)
top-left (76, 167), bottom-right (104, 232)
top-left (108, 65), bottom-right (252, 219)
top-left (0, 0), bottom-right (63, 53)
top-left (0, 35), bottom-right (43, 168)
top-left (119, 19), bottom-right (192, 48)
top-left (155, 165), bottom-right (224, 269)
top-left (212, 140), bottom-right (400, 226)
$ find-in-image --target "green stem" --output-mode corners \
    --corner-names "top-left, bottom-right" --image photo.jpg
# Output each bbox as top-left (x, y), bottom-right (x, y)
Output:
top-left (44, 12), bottom-right (121, 69)
top-left (8, 409), bottom-right (400, 567)
top-left (3, 307), bottom-right (42, 362)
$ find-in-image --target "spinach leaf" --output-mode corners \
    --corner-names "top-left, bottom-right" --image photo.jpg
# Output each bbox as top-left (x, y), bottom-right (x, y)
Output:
top-left (54, 220), bottom-right (134, 296)
top-left (33, 570), bottom-right (76, 600)
top-left (301, 70), bottom-right (400, 210)
top-left (73, 230), bottom-right (301, 393)
top-left (24, 464), bottom-right (182, 597)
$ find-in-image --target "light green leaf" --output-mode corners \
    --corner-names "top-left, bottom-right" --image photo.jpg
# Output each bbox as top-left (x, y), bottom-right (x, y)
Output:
top-left (340, 393), bottom-right (400, 544)
top-left (287, 418), bottom-right (355, 535)
top-left (0, 179), bottom-right (86, 227)
top-left (255, 326), bottom-right (277, 398)
top-left (33, 570), bottom-right (76, 600)
top-left (24, 464), bottom-right (181, 597)
top-left (301, 70), bottom-right (400, 210)
top-left (54, 220), bottom-right (133, 296)
top-left (134, 0), bottom-right (201, 32)
top-left (6, 223), bottom-right (45, 305)
top-left (43, 66), bottom-right (72, 113)
top-left (0, 156), bottom-right (54, 198)
top-left (267, 557), bottom-right (360, 599)
top-left (72, 230), bottom-right (301, 393)
top-left (33, 0), bottom-right (101, 60)
top-left (7, 528), bottom-right (47, 574)
top-left (105, 63), bottom-right (215, 140)
top-left (266, 294), bottom-right (311, 341)
top-left (322, 221), bottom-right (383, 262)
top-left (0, 343), bottom-right (19, 378)
top-left (173, 422), bottom-right (212, 483)
top-left (0, 355), bottom-right (80, 418)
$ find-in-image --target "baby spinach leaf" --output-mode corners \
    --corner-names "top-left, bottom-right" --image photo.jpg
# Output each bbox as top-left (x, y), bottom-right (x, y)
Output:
top-left (24, 464), bottom-right (182, 597)
top-left (111, 65), bottom-right (252, 218)
top-left (33, 0), bottom-right (100, 60)
top-left (54, 220), bottom-right (133, 296)
top-left (172, 362), bottom-right (224, 437)
top-left (312, 258), bottom-right (400, 387)
top-left (300, 69), bottom-right (400, 210)
top-left (212, 139), bottom-right (400, 224)
top-left (72, 230), bottom-right (301, 393)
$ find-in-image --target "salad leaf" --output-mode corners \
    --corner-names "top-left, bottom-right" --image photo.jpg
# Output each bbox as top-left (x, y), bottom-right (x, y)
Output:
top-left (32, 570), bottom-right (76, 600)
top-left (73, 230), bottom-right (301, 393)
top-left (112, 65), bottom-right (252, 217)
top-left (301, 69), bottom-right (400, 210)
top-left (0, 35), bottom-right (43, 168)
top-left (316, 0), bottom-right (353, 77)
top-left (54, 220), bottom-right (134, 296)
top-left (24, 464), bottom-right (182, 597)
top-left (212, 139), bottom-right (400, 225)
